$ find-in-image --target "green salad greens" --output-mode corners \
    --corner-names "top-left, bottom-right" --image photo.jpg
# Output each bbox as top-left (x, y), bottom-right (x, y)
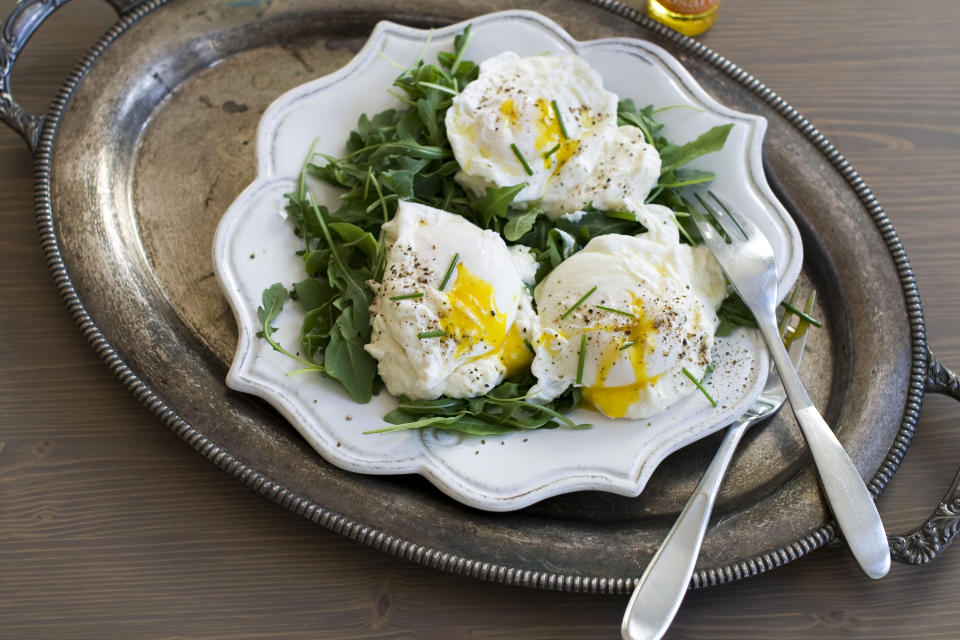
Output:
top-left (256, 26), bottom-right (761, 435)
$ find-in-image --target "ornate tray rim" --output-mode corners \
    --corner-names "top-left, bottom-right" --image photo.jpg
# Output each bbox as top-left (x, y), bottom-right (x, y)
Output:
top-left (26, 0), bottom-right (930, 592)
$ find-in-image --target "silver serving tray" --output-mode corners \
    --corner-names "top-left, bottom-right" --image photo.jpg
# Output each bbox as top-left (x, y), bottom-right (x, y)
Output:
top-left (3, 0), bottom-right (958, 592)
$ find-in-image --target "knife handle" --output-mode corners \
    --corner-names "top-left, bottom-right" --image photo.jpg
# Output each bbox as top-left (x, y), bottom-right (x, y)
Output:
top-left (621, 421), bottom-right (746, 640)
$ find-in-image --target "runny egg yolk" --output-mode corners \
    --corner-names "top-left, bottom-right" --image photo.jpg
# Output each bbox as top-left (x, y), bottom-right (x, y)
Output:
top-left (533, 98), bottom-right (561, 149)
top-left (581, 298), bottom-right (663, 418)
top-left (533, 98), bottom-right (579, 172)
top-left (494, 325), bottom-right (535, 379)
top-left (499, 99), bottom-right (520, 128)
top-left (440, 263), bottom-right (508, 359)
top-left (497, 97), bottom-right (582, 172)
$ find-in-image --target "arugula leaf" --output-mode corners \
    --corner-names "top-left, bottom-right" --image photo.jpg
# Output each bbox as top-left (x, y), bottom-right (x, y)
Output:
top-left (470, 183), bottom-right (526, 227)
top-left (503, 209), bottom-right (541, 242)
top-left (329, 222), bottom-right (380, 262)
top-left (256, 283), bottom-right (289, 343)
top-left (617, 99), bottom-right (663, 144)
top-left (716, 291), bottom-right (758, 337)
top-left (436, 24), bottom-right (479, 83)
top-left (325, 308), bottom-right (378, 403)
top-left (366, 378), bottom-right (591, 435)
top-left (303, 249), bottom-right (331, 277)
top-left (554, 210), bottom-right (646, 245)
top-left (255, 191), bottom-right (380, 398)
top-left (657, 168), bottom-right (716, 188)
top-left (292, 277), bottom-right (336, 312)
top-left (447, 23), bottom-right (473, 75)
top-left (659, 123), bottom-right (733, 173)
top-left (257, 283), bottom-right (324, 371)
top-left (300, 304), bottom-right (334, 359)
top-left (378, 168), bottom-right (415, 199)
top-left (370, 411), bottom-right (518, 436)
top-left (394, 397), bottom-right (465, 414)
top-left (530, 227), bottom-right (577, 282)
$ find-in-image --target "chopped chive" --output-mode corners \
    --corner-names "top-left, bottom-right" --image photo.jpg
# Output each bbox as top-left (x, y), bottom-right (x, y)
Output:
top-left (619, 341), bottom-right (635, 351)
top-left (576, 334), bottom-right (587, 385)
top-left (682, 367), bottom-right (717, 407)
top-left (510, 143), bottom-right (534, 176)
top-left (560, 285), bottom-right (598, 320)
top-left (542, 143), bottom-right (561, 159)
top-left (522, 338), bottom-right (536, 355)
top-left (439, 253), bottom-right (460, 291)
top-left (780, 300), bottom-right (822, 328)
top-left (418, 330), bottom-right (445, 339)
top-left (596, 305), bottom-right (636, 318)
top-left (389, 292), bottom-right (424, 301)
top-left (778, 288), bottom-right (801, 338)
top-left (551, 99), bottom-right (569, 139)
top-left (793, 290), bottom-right (818, 343)
top-left (784, 290), bottom-right (817, 349)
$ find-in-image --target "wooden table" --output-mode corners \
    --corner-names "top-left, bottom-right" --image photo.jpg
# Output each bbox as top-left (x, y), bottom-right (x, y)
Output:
top-left (2, 1), bottom-right (958, 637)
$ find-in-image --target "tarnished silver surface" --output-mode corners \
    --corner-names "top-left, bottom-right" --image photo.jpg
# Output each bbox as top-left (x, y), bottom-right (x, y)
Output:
top-left (6, 0), bottom-right (958, 591)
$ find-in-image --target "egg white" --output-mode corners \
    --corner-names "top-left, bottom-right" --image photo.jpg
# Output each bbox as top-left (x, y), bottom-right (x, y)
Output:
top-left (528, 234), bottom-right (727, 419)
top-left (365, 201), bottom-right (539, 399)
top-left (445, 51), bottom-right (661, 221)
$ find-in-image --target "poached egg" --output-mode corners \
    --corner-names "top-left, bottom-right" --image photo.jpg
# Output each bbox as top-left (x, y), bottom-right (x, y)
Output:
top-left (528, 234), bottom-right (726, 419)
top-left (365, 201), bottom-right (538, 399)
top-left (445, 51), bottom-right (661, 220)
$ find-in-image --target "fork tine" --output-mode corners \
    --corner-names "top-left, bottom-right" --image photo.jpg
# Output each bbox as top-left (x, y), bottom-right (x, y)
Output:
top-left (687, 201), bottom-right (722, 246)
top-left (686, 197), bottom-right (725, 251)
top-left (697, 192), bottom-right (744, 241)
top-left (708, 191), bottom-right (763, 241)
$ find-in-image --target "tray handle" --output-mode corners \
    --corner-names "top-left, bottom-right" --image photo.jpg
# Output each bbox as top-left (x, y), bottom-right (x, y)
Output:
top-left (0, 0), bottom-right (138, 152)
top-left (889, 346), bottom-right (960, 564)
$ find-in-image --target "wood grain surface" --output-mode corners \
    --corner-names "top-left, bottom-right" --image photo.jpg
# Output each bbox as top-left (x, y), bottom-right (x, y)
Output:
top-left (1, 1), bottom-right (958, 638)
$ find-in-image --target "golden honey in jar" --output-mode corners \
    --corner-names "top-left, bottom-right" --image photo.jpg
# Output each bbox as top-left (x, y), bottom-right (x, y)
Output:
top-left (647, 0), bottom-right (720, 36)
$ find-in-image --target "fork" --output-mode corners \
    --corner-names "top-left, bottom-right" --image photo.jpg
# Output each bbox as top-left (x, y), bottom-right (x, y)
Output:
top-left (688, 192), bottom-right (890, 580)
top-left (621, 291), bottom-right (813, 640)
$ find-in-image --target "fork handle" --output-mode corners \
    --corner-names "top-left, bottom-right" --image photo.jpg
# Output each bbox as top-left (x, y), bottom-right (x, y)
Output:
top-left (621, 421), bottom-right (749, 640)
top-left (757, 319), bottom-right (891, 579)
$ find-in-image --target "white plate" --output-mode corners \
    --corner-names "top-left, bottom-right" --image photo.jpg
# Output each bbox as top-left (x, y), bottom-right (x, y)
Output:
top-left (213, 10), bottom-right (802, 512)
